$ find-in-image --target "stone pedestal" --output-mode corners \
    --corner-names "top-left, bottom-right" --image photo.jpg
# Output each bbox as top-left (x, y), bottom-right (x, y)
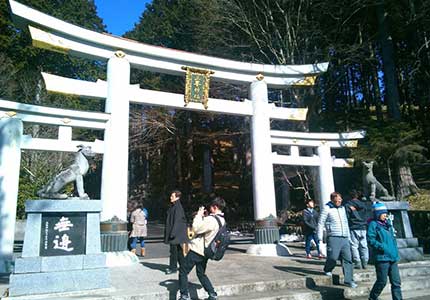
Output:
top-left (247, 215), bottom-right (292, 256)
top-left (100, 216), bottom-right (138, 267)
top-left (100, 216), bottom-right (128, 252)
top-left (9, 200), bottom-right (110, 297)
top-left (385, 201), bottom-right (424, 261)
top-left (254, 215), bottom-right (279, 244)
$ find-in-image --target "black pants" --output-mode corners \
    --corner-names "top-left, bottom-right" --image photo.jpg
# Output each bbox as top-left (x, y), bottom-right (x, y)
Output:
top-left (169, 244), bottom-right (184, 270)
top-left (179, 250), bottom-right (215, 296)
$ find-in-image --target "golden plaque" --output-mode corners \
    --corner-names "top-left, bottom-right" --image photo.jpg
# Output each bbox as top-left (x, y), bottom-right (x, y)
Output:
top-left (182, 66), bottom-right (214, 109)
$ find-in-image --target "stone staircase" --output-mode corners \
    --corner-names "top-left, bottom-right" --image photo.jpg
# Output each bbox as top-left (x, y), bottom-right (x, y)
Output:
top-left (218, 261), bottom-right (430, 300)
top-left (343, 261), bottom-right (430, 299)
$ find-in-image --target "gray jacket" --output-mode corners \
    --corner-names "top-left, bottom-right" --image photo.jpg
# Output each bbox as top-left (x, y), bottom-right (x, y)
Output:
top-left (317, 201), bottom-right (350, 241)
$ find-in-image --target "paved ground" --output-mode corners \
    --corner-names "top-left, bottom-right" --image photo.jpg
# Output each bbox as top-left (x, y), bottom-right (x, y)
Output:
top-left (1, 223), bottom-right (429, 300)
top-left (2, 242), bottom-right (332, 299)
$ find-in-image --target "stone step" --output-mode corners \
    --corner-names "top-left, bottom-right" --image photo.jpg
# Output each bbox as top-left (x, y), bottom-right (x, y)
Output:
top-left (346, 261), bottom-right (430, 283)
top-left (196, 276), bottom-right (333, 299)
top-left (354, 288), bottom-right (430, 300)
top-left (344, 275), bottom-right (430, 299)
top-left (218, 288), bottom-right (322, 300)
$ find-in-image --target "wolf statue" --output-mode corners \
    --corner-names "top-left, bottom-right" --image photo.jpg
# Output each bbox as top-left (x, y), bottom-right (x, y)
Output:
top-left (37, 145), bottom-right (95, 199)
top-left (362, 161), bottom-right (395, 201)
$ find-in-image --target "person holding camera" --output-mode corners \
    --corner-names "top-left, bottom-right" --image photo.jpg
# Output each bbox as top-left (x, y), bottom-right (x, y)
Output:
top-left (178, 197), bottom-right (226, 300)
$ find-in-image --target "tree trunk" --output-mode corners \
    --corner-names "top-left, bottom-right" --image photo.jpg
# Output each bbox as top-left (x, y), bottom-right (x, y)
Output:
top-left (369, 43), bottom-right (384, 122)
top-left (376, 1), bottom-right (401, 120)
top-left (396, 165), bottom-right (419, 200)
top-left (387, 160), bottom-right (395, 198)
top-left (202, 143), bottom-right (213, 193)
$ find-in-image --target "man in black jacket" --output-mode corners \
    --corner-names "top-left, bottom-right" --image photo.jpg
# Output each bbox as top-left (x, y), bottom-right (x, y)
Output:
top-left (344, 190), bottom-right (370, 269)
top-left (303, 199), bottom-right (323, 259)
top-left (164, 190), bottom-right (188, 274)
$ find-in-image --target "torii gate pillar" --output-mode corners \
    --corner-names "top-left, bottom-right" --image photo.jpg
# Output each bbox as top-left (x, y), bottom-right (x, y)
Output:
top-left (317, 144), bottom-right (335, 207)
top-left (0, 118), bottom-right (22, 273)
top-left (100, 52), bottom-right (131, 252)
top-left (247, 79), bottom-right (281, 253)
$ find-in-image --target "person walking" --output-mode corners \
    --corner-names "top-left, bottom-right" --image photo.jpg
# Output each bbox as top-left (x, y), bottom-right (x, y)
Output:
top-left (164, 189), bottom-right (188, 274)
top-left (129, 202), bottom-right (148, 257)
top-left (178, 196), bottom-right (226, 300)
top-left (317, 192), bottom-right (357, 288)
top-left (303, 199), bottom-right (323, 259)
top-left (367, 202), bottom-right (403, 300)
top-left (344, 190), bottom-right (370, 269)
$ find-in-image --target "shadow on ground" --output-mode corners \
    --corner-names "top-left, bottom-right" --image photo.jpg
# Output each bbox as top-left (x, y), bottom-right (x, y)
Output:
top-left (274, 265), bottom-right (324, 276)
top-left (160, 279), bottom-right (202, 300)
top-left (140, 261), bottom-right (168, 272)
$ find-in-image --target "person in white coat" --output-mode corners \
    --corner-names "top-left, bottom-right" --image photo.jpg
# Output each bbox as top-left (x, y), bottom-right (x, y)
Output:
top-left (317, 192), bottom-right (357, 288)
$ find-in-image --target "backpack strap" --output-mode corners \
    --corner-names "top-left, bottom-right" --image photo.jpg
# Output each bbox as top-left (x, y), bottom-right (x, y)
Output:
top-left (212, 215), bottom-right (223, 230)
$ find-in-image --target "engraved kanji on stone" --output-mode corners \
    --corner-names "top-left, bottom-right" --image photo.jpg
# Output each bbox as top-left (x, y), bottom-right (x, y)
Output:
top-left (53, 216), bottom-right (74, 232)
top-left (53, 234), bottom-right (74, 252)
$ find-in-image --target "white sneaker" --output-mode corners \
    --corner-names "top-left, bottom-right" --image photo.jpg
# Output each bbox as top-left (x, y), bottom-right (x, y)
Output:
top-left (324, 272), bottom-right (332, 276)
top-left (345, 281), bottom-right (358, 288)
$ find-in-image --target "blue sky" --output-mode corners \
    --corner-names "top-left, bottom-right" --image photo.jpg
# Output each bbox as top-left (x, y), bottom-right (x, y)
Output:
top-left (94, 0), bottom-right (152, 36)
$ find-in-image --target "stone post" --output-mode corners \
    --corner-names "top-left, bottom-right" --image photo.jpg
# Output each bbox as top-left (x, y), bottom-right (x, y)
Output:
top-left (100, 51), bottom-right (130, 252)
top-left (0, 118), bottom-right (23, 273)
top-left (248, 78), bottom-right (278, 245)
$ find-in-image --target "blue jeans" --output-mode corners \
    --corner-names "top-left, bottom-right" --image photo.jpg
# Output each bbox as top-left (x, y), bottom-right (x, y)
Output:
top-left (130, 237), bottom-right (145, 249)
top-left (369, 261), bottom-right (402, 300)
top-left (350, 229), bottom-right (369, 264)
top-left (305, 232), bottom-right (320, 255)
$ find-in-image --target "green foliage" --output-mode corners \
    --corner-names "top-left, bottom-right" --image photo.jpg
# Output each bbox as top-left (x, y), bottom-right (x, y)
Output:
top-left (0, 0), bottom-right (107, 218)
top-left (351, 121), bottom-right (427, 167)
top-left (408, 190), bottom-right (430, 211)
top-left (17, 152), bottom-right (74, 219)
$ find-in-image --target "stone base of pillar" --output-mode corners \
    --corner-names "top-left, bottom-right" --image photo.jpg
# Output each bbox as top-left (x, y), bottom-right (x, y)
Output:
top-left (397, 238), bottom-right (424, 261)
top-left (100, 216), bottom-right (128, 252)
top-left (0, 256), bottom-right (14, 274)
top-left (104, 251), bottom-right (140, 267)
top-left (100, 217), bottom-right (139, 266)
top-left (247, 216), bottom-right (292, 256)
top-left (254, 215), bottom-right (279, 244)
top-left (246, 243), bottom-right (292, 256)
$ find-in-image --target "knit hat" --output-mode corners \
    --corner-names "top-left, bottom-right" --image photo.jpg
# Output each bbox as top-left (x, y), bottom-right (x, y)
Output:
top-left (372, 202), bottom-right (388, 219)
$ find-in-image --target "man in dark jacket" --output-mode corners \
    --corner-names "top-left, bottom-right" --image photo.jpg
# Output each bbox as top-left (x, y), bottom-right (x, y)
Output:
top-left (344, 190), bottom-right (370, 269)
top-left (164, 189), bottom-right (188, 274)
top-left (303, 199), bottom-right (323, 259)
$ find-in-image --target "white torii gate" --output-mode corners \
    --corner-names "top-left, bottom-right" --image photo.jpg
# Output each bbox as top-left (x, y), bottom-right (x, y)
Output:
top-left (2, 0), bottom-right (335, 260)
top-left (270, 130), bottom-right (366, 208)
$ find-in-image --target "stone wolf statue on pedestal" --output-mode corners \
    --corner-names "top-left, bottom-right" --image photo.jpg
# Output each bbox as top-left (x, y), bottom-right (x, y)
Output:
top-left (362, 161), bottom-right (395, 201)
top-left (37, 145), bottom-right (95, 199)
